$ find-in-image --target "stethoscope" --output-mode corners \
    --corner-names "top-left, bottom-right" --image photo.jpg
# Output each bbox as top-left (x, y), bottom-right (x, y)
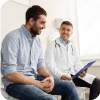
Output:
top-left (55, 40), bottom-right (75, 56)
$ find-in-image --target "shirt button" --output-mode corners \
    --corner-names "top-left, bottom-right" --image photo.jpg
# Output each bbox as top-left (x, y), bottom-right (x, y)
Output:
top-left (30, 39), bottom-right (31, 40)
top-left (31, 58), bottom-right (32, 60)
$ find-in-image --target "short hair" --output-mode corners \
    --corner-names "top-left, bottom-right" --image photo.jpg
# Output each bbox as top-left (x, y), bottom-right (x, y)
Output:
top-left (26, 5), bottom-right (47, 23)
top-left (60, 21), bottom-right (73, 29)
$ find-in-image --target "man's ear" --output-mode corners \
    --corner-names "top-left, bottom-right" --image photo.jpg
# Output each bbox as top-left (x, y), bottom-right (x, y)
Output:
top-left (29, 18), bottom-right (35, 26)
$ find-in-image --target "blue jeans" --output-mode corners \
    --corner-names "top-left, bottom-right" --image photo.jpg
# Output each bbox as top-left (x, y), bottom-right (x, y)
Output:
top-left (6, 75), bottom-right (80, 100)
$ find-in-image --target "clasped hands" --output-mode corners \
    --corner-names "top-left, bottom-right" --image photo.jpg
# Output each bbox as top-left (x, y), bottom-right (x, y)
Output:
top-left (38, 69), bottom-right (88, 93)
top-left (38, 76), bottom-right (54, 93)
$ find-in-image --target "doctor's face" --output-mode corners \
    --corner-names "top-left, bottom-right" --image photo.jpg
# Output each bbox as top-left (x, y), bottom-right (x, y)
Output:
top-left (59, 24), bottom-right (73, 42)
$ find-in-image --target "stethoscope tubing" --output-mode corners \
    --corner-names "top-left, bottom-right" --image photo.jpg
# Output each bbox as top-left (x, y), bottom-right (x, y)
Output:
top-left (55, 40), bottom-right (74, 55)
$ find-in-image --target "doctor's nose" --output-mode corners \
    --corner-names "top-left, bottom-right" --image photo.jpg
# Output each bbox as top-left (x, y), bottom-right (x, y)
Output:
top-left (64, 30), bottom-right (68, 33)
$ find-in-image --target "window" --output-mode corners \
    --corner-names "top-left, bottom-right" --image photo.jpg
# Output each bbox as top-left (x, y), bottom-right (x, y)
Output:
top-left (76, 0), bottom-right (100, 60)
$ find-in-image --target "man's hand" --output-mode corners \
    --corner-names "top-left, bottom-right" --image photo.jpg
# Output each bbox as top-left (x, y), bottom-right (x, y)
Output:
top-left (37, 67), bottom-right (54, 93)
top-left (37, 76), bottom-right (54, 93)
top-left (61, 75), bottom-right (72, 81)
top-left (79, 68), bottom-right (88, 78)
top-left (37, 80), bottom-right (49, 91)
top-left (41, 76), bottom-right (54, 93)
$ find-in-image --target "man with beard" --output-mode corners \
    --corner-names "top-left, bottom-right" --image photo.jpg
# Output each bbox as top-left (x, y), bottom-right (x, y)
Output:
top-left (45, 21), bottom-right (100, 100)
top-left (1, 6), bottom-right (80, 100)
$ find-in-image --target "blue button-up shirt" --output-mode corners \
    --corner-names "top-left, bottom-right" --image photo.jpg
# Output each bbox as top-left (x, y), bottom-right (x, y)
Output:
top-left (59, 37), bottom-right (70, 50)
top-left (1, 25), bottom-right (45, 90)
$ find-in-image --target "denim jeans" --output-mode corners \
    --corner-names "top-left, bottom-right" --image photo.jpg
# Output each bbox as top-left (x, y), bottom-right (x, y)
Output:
top-left (6, 75), bottom-right (80, 100)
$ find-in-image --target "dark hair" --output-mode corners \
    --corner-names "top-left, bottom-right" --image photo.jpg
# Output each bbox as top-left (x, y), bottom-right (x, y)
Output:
top-left (60, 21), bottom-right (73, 29)
top-left (26, 5), bottom-right (47, 23)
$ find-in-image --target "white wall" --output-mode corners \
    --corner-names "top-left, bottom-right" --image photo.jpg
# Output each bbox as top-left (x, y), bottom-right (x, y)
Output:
top-left (1, 1), bottom-right (29, 42)
top-left (1, 0), bottom-right (78, 56)
top-left (29, 0), bottom-right (79, 53)
top-left (0, 0), bottom-right (78, 88)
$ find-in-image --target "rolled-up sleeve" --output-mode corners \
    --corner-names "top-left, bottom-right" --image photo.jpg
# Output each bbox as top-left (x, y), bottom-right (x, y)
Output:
top-left (1, 32), bottom-right (19, 76)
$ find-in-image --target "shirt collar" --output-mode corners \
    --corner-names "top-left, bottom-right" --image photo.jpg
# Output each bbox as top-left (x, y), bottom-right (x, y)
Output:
top-left (21, 24), bottom-right (31, 37)
top-left (59, 37), bottom-right (70, 46)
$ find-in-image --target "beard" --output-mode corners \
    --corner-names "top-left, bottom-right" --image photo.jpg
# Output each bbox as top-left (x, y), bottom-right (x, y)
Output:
top-left (30, 22), bottom-right (43, 37)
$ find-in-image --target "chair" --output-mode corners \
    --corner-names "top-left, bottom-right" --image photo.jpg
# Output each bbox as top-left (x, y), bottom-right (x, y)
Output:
top-left (1, 85), bottom-right (19, 100)
top-left (56, 87), bottom-right (88, 100)
top-left (76, 87), bottom-right (88, 100)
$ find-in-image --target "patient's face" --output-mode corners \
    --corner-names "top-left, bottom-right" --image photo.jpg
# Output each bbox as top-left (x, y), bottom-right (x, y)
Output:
top-left (30, 15), bottom-right (47, 36)
top-left (59, 24), bottom-right (73, 42)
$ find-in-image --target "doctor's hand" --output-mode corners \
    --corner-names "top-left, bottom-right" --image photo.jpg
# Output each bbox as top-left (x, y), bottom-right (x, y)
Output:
top-left (61, 75), bottom-right (72, 81)
top-left (79, 68), bottom-right (88, 78)
top-left (41, 76), bottom-right (54, 93)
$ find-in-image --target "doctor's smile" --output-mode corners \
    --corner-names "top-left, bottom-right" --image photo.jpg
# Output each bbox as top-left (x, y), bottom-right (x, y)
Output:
top-left (62, 33), bottom-right (69, 38)
top-left (59, 24), bottom-right (73, 44)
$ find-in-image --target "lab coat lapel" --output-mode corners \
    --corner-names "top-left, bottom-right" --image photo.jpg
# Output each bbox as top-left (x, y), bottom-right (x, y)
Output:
top-left (68, 43), bottom-right (72, 62)
top-left (56, 38), bottom-right (67, 50)
top-left (68, 42), bottom-right (73, 53)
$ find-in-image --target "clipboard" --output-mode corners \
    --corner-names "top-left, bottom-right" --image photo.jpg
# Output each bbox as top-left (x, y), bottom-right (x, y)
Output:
top-left (72, 60), bottom-right (97, 80)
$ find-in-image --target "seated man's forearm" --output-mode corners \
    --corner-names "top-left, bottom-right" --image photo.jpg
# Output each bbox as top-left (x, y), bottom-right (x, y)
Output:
top-left (37, 67), bottom-right (52, 78)
top-left (5, 71), bottom-right (40, 87)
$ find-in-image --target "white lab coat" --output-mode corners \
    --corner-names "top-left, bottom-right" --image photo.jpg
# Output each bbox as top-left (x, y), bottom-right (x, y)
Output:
top-left (45, 38), bottom-right (96, 84)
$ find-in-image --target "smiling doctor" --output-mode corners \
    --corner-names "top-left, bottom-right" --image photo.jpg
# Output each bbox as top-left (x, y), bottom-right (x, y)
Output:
top-left (45, 21), bottom-right (100, 100)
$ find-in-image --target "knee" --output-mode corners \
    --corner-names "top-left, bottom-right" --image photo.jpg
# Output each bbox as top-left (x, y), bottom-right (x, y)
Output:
top-left (95, 78), bottom-right (100, 85)
top-left (63, 81), bottom-right (77, 93)
top-left (69, 81), bottom-right (77, 92)
top-left (92, 78), bottom-right (100, 88)
top-left (70, 81), bottom-right (76, 89)
top-left (65, 81), bottom-right (76, 89)
top-left (44, 95), bottom-right (57, 100)
top-left (61, 81), bottom-right (79, 100)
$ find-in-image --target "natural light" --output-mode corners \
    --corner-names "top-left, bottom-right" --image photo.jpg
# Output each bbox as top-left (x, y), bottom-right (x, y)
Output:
top-left (76, 0), bottom-right (100, 59)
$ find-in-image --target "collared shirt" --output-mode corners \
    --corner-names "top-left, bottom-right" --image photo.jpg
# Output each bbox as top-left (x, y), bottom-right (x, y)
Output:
top-left (1, 25), bottom-right (45, 90)
top-left (59, 37), bottom-right (70, 50)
